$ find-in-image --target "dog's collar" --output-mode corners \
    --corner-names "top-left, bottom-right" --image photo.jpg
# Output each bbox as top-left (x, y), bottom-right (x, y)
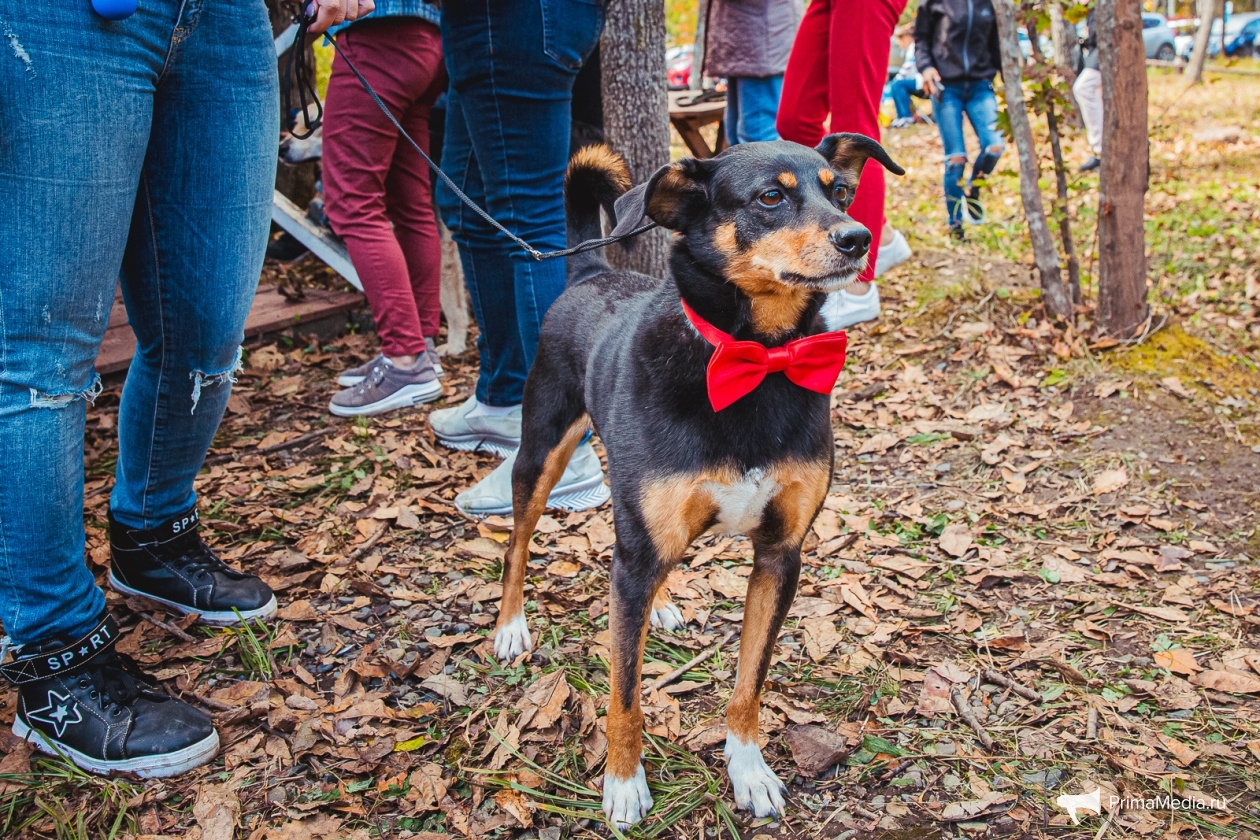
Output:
top-left (680, 299), bottom-right (848, 412)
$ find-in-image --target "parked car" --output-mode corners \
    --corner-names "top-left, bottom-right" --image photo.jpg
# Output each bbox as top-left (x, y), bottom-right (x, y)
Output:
top-left (1174, 18), bottom-right (1222, 60)
top-left (1142, 13), bottom-right (1178, 61)
top-left (666, 44), bottom-right (693, 90)
top-left (1223, 12), bottom-right (1260, 57)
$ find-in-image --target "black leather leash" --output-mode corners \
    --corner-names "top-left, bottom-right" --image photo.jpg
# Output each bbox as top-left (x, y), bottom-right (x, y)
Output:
top-left (283, 12), bottom-right (657, 261)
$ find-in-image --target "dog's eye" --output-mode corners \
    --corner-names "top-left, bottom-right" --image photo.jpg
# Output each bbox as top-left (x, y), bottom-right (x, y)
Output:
top-left (758, 190), bottom-right (784, 208)
top-left (832, 184), bottom-right (850, 204)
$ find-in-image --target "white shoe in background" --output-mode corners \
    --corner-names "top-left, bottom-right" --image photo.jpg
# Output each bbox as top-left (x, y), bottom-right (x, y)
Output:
top-left (454, 441), bottom-right (610, 518)
top-left (874, 228), bottom-right (912, 277)
top-left (820, 284), bottom-right (882, 331)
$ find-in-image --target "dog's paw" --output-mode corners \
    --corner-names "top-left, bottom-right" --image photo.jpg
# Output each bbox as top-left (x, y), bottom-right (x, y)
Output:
top-left (602, 765), bottom-right (653, 830)
top-left (650, 599), bottom-right (685, 632)
top-left (725, 735), bottom-right (787, 819)
top-left (493, 614), bottom-right (531, 662)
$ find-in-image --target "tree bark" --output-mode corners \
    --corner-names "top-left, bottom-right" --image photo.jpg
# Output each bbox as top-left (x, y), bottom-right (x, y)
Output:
top-left (1048, 3), bottom-right (1079, 88)
top-left (993, 0), bottom-right (1074, 321)
top-left (1096, 0), bottom-right (1150, 339)
top-left (601, 0), bottom-right (672, 277)
top-left (1185, 0), bottom-right (1218, 86)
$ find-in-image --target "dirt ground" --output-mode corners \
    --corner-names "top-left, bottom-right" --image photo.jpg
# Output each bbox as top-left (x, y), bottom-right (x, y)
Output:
top-left (2, 73), bottom-right (1259, 840)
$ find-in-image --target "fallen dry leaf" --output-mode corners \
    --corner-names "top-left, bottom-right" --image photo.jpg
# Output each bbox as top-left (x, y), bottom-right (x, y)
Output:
top-left (1093, 468), bottom-right (1129, 495)
top-left (1191, 670), bottom-right (1260, 695)
top-left (938, 524), bottom-right (973, 557)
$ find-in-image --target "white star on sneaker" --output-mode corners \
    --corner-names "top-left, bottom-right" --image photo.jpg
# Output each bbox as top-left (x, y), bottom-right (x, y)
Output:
top-left (27, 690), bottom-right (83, 738)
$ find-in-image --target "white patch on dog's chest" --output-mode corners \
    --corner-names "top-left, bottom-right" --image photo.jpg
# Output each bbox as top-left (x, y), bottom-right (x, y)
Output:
top-left (700, 468), bottom-right (780, 535)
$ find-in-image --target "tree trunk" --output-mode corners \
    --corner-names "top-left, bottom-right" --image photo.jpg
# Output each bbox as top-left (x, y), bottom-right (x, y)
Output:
top-left (993, 0), bottom-right (1074, 321)
top-left (1049, 3), bottom-right (1079, 87)
top-left (1185, 0), bottom-right (1218, 85)
top-left (691, 0), bottom-right (708, 91)
top-left (601, 0), bottom-right (672, 277)
top-left (1096, 0), bottom-right (1150, 339)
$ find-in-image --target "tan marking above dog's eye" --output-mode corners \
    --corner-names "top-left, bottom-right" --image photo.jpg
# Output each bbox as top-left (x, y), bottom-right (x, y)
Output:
top-left (818, 169), bottom-right (835, 187)
top-left (778, 172), bottom-right (797, 189)
top-left (758, 189), bottom-right (784, 207)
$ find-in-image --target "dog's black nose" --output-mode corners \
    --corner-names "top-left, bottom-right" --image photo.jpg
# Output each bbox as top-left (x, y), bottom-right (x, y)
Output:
top-left (829, 224), bottom-right (871, 257)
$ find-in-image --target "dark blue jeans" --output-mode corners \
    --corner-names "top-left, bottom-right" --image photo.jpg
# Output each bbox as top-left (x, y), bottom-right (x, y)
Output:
top-left (889, 76), bottom-right (923, 119)
top-left (0, 0), bottom-right (277, 644)
top-left (437, 0), bottom-right (603, 407)
top-left (933, 80), bottom-right (1005, 226)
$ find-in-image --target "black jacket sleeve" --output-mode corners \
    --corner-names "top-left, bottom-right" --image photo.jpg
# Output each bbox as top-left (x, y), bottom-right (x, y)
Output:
top-left (914, 0), bottom-right (936, 73)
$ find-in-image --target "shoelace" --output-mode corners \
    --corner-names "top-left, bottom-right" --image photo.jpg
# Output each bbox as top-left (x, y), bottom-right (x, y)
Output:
top-left (166, 533), bottom-right (243, 581)
top-left (77, 650), bottom-right (161, 715)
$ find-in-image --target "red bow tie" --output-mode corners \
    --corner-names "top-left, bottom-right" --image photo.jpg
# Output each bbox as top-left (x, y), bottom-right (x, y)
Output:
top-left (681, 299), bottom-right (848, 412)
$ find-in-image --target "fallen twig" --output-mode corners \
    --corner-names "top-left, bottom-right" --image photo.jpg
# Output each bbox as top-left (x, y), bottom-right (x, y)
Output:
top-left (643, 630), bottom-right (735, 694)
top-left (950, 684), bottom-right (995, 752)
top-left (1086, 706), bottom-right (1099, 740)
top-left (206, 425), bottom-right (337, 466)
top-left (981, 667), bottom-right (1040, 702)
top-left (347, 522), bottom-right (390, 562)
top-left (140, 612), bottom-right (198, 643)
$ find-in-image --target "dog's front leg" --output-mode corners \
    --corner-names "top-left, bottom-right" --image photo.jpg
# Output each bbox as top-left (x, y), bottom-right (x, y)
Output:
top-left (603, 549), bottom-right (657, 830)
top-left (724, 543), bottom-right (801, 819)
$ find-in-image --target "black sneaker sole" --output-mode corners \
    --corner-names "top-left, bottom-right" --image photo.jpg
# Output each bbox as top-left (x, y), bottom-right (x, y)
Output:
top-left (108, 571), bottom-right (278, 626)
top-left (14, 716), bottom-right (219, 778)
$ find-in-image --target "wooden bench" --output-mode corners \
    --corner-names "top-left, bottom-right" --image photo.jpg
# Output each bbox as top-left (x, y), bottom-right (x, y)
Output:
top-left (669, 90), bottom-right (729, 159)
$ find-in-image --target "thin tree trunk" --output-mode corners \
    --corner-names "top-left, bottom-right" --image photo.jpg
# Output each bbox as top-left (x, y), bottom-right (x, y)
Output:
top-left (1096, 0), bottom-right (1150, 339)
top-left (691, 0), bottom-right (708, 91)
top-left (1049, 3), bottom-right (1079, 87)
top-left (1026, 16), bottom-right (1081, 305)
top-left (993, 0), bottom-right (1074, 321)
top-left (601, 0), bottom-right (672, 277)
top-left (1185, 0), bottom-right (1218, 85)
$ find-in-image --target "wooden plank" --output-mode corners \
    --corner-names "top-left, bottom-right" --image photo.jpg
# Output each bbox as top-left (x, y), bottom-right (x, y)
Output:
top-left (95, 284), bottom-right (364, 375)
top-left (271, 191), bottom-right (363, 291)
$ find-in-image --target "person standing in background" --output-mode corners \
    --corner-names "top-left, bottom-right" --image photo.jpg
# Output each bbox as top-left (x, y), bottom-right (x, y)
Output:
top-left (777, 0), bottom-right (913, 330)
top-left (914, 0), bottom-right (1007, 240)
top-left (432, 0), bottom-right (608, 517)
top-left (889, 25), bottom-right (930, 128)
top-left (324, 3), bottom-right (448, 417)
top-left (1072, 10), bottom-right (1102, 172)
top-left (704, 0), bottom-right (803, 145)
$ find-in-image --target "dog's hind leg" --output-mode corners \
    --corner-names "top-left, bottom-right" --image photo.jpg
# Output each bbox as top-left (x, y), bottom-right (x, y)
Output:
top-left (493, 401), bottom-right (590, 662)
top-left (602, 539), bottom-right (659, 830)
top-left (723, 542), bottom-right (800, 818)
top-left (649, 588), bottom-right (684, 632)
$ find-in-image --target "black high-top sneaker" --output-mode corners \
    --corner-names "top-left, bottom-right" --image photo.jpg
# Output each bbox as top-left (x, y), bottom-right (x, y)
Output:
top-left (2, 613), bottom-right (219, 777)
top-left (108, 507), bottom-right (277, 626)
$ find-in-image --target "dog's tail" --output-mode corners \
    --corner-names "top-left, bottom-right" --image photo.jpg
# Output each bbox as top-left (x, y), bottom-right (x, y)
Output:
top-left (564, 143), bottom-right (632, 286)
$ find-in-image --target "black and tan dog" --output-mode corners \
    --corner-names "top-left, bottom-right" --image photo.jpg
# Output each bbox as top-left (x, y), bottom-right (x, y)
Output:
top-left (491, 136), bottom-right (903, 828)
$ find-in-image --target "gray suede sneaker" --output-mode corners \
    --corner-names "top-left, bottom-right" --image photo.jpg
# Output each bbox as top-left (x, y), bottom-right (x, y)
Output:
top-left (337, 353), bottom-right (384, 387)
top-left (330, 358), bottom-right (442, 417)
top-left (425, 337), bottom-right (445, 378)
top-left (429, 396), bottom-right (521, 456)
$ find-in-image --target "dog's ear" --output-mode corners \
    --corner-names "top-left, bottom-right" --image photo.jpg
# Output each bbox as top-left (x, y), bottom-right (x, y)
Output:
top-left (815, 133), bottom-right (906, 180)
top-left (611, 158), bottom-right (712, 236)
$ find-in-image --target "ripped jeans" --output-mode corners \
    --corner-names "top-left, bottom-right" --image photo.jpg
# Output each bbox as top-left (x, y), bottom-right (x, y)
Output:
top-left (933, 80), bottom-right (1006, 227)
top-left (0, 0), bottom-right (277, 644)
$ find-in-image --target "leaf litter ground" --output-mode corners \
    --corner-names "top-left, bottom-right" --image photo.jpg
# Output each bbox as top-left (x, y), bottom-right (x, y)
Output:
top-left (2, 73), bottom-right (1260, 840)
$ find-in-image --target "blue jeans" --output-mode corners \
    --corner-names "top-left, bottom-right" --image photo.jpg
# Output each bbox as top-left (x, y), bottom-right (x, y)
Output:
top-left (725, 76), bottom-right (783, 145)
top-left (889, 76), bottom-right (923, 120)
top-left (0, 1), bottom-right (277, 645)
top-left (437, 0), bottom-right (603, 407)
top-left (933, 80), bottom-right (1005, 226)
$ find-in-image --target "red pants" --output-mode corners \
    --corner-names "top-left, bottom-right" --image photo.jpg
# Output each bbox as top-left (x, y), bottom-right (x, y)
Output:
top-left (323, 19), bottom-right (446, 358)
top-left (777, 0), bottom-right (906, 283)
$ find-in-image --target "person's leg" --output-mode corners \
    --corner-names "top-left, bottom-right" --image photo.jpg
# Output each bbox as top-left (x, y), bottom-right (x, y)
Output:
top-left (0, 3), bottom-right (162, 646)
top-left (725, 79), bottom-right (743, 146)
top-left (890, 77), bottom-right (917, 120)
top-left (1073, 68), bottom-right (1103, 156)
top-left (323, 22), bottom-right (430, 364)
top-left (440, 0), bottom-right (602, 387)
top-left (963, 81), bottom-right (1005, 186)
top-left (933, 84), bottom-right (969, 230)
top-left (112, 0), bottom-right (278, 530)
top-left (776, 0), bottom-right (832, 146)
top-left (825, 0), bottom-right (905, 282)
top-left (732, 76), bottom-right (783, 143)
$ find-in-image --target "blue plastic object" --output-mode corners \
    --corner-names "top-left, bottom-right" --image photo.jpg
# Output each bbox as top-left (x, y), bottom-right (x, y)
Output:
top-left (92, 0), bottom-right (138, 20)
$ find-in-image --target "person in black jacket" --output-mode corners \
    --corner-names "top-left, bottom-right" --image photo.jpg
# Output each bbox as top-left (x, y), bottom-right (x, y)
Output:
top-left (914, 0), bottom-right (1007, 239)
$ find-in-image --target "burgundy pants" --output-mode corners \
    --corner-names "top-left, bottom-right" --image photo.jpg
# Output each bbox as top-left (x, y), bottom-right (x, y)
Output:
top-left (323, 19), bottom-right (445, 358)
top-left (777, 0), bottom-right (906, 283)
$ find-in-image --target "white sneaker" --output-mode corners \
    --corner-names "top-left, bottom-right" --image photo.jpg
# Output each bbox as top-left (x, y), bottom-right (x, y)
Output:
top-left (429, 396), bottom-right (522, 457)
top-left (455, 441), bottom-right (610, 517)
top-left (874, 228), bottom-right (911, 277)
top-left (820, 284), bottom-right (881, 331)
